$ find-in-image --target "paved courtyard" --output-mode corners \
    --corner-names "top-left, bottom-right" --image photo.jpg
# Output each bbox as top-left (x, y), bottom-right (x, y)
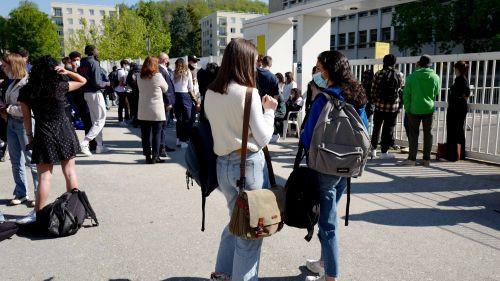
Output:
top-left (1, 109), bottom-right (499, 281)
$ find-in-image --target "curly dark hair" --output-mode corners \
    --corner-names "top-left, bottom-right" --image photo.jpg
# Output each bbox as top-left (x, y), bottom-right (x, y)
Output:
top-left (21, 55), bottom-right (65, 100)
top-left (317, 51), bottom-right (367, 108)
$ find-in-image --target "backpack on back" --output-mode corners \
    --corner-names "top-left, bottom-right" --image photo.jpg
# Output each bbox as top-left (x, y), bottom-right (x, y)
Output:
top-left (308, 93), bottom-right (371, 178)
top-left (185, 116), bottom-right (218, 232)
top-left (43, 189), bottom-right (99, 237)
top-left (378, 69), bottom-right (401, 103)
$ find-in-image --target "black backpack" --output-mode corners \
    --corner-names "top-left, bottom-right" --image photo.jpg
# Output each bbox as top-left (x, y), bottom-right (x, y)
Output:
top-left (284, 144), bottom-right (320, 241)
top-left (0, 221), bottom-right (18, 242)
top-left (43, 189), bottom-right (99, 237)
top-left (109, 70), bottom-right (119, 89)
top-left (378, 69), bottom-right (401, 103)
top-left (185, 115), bottom-right (218, 232)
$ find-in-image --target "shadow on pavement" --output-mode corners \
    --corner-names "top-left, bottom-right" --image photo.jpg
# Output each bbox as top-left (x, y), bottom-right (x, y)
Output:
top-left (161, 266), bottom-right (310, 281)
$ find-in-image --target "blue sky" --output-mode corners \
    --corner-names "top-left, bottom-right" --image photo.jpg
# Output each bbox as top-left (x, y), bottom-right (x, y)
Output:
top-left (0, 0), bottom-right (268, 17)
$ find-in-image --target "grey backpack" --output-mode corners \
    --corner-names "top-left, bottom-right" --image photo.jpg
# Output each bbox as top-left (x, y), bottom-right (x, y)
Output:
top-left (308, 93), bottom-right (371, 178)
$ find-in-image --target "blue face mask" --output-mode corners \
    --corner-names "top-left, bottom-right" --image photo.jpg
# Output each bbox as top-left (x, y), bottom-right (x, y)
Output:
top-left (313, 72), bottom-right (327, 89)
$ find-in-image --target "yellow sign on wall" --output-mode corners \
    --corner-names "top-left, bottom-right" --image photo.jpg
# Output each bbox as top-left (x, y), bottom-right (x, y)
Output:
top-left (256, 35), bottom-right (266, 56)
top-left (374, 42), bottom-right (390, 59)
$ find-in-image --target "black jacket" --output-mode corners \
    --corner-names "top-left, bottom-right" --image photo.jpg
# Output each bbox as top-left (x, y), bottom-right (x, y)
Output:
top-left (256, 68), bottom-right (279, 97)
top-left (159, 65), bottom-right (175, 106)
top-left (77, 56), bottom-right (107, 92)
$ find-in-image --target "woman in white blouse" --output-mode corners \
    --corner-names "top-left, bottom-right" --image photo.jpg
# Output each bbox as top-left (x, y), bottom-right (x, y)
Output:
top-left (283, 71), bottom-right (298, 101)
top-left (204, 38), bottom-right (278, 281)
top-left (173, 58), bottom-right (198, 148)
top-left (137, 56), bottom-right (168, 164)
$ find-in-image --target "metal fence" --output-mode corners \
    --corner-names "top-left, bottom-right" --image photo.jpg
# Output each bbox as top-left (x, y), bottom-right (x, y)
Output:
top-left (350, 52), bottom-right (500, 163)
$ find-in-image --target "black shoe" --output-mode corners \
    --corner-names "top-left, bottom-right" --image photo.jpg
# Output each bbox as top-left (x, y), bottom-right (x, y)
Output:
top-left (152, 157), bottom-right (165, 164)
top-left (145, 155), bottom-right (153, 164)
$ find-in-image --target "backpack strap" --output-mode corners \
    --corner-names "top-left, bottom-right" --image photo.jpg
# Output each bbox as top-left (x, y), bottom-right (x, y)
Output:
top-left (345, 177), bottom-right (351, 226)
top-left (237, 87), bottom-right (254, 191)
top-left (201, 194), bottom-right (206, 232)
top-left (77, 191), bottom-right (99, 227)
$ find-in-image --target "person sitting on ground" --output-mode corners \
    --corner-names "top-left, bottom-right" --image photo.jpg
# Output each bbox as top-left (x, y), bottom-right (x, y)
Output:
top-left (16, 56), bottom-right (87, 224)
top-left (137, 56), bottom-right (169, 164)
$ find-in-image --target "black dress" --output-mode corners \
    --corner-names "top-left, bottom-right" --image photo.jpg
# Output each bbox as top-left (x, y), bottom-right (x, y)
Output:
top-left (18, 81), bottom-right (81, 164)
top-left (446, 75), bottom-right (470, 161)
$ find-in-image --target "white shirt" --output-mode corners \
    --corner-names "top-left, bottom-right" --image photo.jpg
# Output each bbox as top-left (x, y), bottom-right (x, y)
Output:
top-left (173, 71), bottom-right (193, 93)
top-left (114, 68), bottom-right (128, 92)
top-left (205, 82), bottom-right (275, 156)
top-left (283, 81), bottom-right (297, 101)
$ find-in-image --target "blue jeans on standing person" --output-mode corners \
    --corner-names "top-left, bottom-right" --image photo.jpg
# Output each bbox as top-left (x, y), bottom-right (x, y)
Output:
top-left (318, 174), bottom-right (347, 278)
top-left (215, 150), bottom-right (267, 281)
top-left (7, 117), bottom-right (38, 199)
top-left (0, 211), bottom-right (5, 223)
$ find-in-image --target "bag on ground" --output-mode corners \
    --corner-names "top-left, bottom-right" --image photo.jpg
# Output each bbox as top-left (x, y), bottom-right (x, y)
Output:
top-left (0, 221), bottom-right (18, 242)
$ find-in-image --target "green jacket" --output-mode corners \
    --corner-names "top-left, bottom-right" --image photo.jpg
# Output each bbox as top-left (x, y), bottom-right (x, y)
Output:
top-left (403, 68), bottom-right (441, 115)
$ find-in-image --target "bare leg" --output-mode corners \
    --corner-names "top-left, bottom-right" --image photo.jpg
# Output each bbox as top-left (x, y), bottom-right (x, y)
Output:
top-left (61, 158), bottom-right (78, 192)
top-left (35, 164), bottom-right (53, 212)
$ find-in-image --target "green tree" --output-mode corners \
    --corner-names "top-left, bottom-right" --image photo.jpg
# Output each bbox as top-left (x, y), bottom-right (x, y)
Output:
top-left (99, 9), bottom-right (148, 60)
top-left (392, 0), bottom-right (499, 54)
top-left (169, 7), bottom-right (193, 57)
top-left (5, 1), bottom-right (61, 59)
top-left (136, 1), bottom-right (171, 55)
top-left (0, 16), bottom-right (7, 56)
top-left (65, 18), bottom-right (100, 55)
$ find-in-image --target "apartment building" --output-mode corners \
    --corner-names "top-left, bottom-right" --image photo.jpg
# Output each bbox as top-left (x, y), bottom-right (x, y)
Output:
top-left (269, 0), bottom-right (461, 59)
top-left (200, 11), bottom-right (263, 57)
top-left (51, 2), bottom-right (117, 55)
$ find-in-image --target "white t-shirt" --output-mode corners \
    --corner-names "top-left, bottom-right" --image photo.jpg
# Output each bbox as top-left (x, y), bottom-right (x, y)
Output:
top-left (283, 81), bottom-right (297, 101)
top-left (173, 71), bottom-right (193, 93)
top-left (114, 68), bottom-right (128, 93)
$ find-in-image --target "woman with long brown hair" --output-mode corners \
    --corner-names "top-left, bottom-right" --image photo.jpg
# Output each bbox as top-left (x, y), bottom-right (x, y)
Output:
top-left (0, 53), bottom-right (38, 207)
top-left (204, 38), bottom-right (277, 281)
top-left (137, 56), bottom-right (169, 164)
top-left (173, 57), bottom-right (197, 148)
top-left (300, 51), bottom-right (368, 281)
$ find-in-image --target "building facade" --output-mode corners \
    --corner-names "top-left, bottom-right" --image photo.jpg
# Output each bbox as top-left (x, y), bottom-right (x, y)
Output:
top-left (200, 11), bottom-right (263, 57)
top-left (51, 2), bottom-right (117, 56)
top-left (269, 0), bottom-right (461, 60)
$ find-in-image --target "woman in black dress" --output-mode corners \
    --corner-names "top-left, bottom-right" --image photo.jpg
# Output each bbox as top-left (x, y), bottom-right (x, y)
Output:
top-left (446, 60), bottom-right (470, 161)
top-left (16, 56), bottom-right (87, 223)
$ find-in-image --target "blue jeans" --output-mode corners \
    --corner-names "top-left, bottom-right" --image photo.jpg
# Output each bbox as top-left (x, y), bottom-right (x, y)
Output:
top-left (318, 174), bottom-right (347, 278)
top-left (7, 117), bottom-right (38, 198)
top-left (215, 150), bottom-right (266, 281)
top-left (0, 211), bottom-right (4, 223)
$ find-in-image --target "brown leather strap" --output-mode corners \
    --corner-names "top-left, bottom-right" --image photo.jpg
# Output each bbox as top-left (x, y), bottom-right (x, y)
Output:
top-left (238, 87), bottom-right (253, 190)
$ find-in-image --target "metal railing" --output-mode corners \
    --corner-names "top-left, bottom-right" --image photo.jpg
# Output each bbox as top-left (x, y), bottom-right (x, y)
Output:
top-left (350, 52), bottom-right (500, 163)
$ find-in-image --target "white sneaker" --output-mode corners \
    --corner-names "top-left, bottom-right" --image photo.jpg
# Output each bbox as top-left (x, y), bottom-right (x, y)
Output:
top-left (10, 196), bottom-right (28, 205)
top-left (95, 145), bottom-right (110, 154)
top-left (370, 149), bottom-right (378, 158)
top-left (180, 142), bottom-right (189, 149)
top-left (379, 152), bottom-right (396, 159)
top-left (80, 143), bottom-right (92, 157)
top-left (306, 275), bottom-right (325, 281)
top-left (306, 259), bottom-right (325, 275)
top-left (16, 210), bottom-right (36, 224)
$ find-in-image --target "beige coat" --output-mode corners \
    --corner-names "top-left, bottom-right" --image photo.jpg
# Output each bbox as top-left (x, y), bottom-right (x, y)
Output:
top-left (137, 73), bottom-right (168, 121)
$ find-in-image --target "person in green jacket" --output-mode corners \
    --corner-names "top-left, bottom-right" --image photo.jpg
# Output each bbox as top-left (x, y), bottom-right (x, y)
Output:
top-left (403, 55), bottom-right (440, 167)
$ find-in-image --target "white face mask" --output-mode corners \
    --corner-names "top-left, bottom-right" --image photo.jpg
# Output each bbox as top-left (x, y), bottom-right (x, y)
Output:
top-left (313, 72), bottom-right (328, 89)
top-left (190, 63), bottom-right (198, 68)
top-left (75, 60), bottom-right (81, 68)
top-left (125, 66), bottom-right (130, 71)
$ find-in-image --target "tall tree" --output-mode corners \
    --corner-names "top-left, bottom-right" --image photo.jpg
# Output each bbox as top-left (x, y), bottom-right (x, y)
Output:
top-left (392, 0), bottom-right (499, 54)
top-left (0, 16), bottom-right (7, 56)
top-left (136, 1), bottom-right (172, 55)
top-left (6, 1), bottom-right (61, 59)
top-left (169, 7), bottom-right (193, 57)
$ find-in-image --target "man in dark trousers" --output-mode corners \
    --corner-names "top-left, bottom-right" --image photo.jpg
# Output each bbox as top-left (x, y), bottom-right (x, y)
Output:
top-left (158, 52), bottom-right (176, 155)
top-left (77, 45), bottom-right (110, 156)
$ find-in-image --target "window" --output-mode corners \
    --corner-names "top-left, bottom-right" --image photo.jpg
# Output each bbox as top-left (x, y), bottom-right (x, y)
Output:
top-left (338, 16), bottom-right (346, 21)
top-left (219, 18), bottom-right (227, 25)
top-left (219, 27), bottom-right (226, 36)
top-left (68, 28), bottom-right (74, 35)
top-left (330, 35), bottom-right (336, 50)
top-left (382, 27), bottom-right (391, 42)
top-left (53, 8), bottom-right (62, 17)
top-left (68, 18), bottom-right (73, 25)
top-left (57, 29), bottom-right (64, 36)
top-left (220, 37), bottom-right (227, 46)
top-left (90, 19), bottom-right (96, 25)
top-left (78, 9), bottom-right (84, 15)
top-left (369, 29), bottom-right (378, 47)
top-left (231, 17), bottom-right (236, 24)
top-left (348, 32), bottom-right (355, 49)
top-left (369, 9), bottom-right (378, 16)
top-left (348, 14), bottom-right (356, 20)
top-left (338, 33), bottom-right (346, 49)
top-left (66, 8), bottom-right (72, 14)
top-left (100, 10), bottom-right (105, 16)
top-left (54, 18), bottom-right (63, 26)
top-left (359, 11), bottom-right (368, 18)
top-left (381, 7), bottom-right (393, 13)
top-left (230, 28), bottom-right (236, 33)
top-left (358, 30), bottom-right (367, 48)
top-left (89, 9), bottom-right (94, 15)
top-left (109, 11), bottom-right (116, 17)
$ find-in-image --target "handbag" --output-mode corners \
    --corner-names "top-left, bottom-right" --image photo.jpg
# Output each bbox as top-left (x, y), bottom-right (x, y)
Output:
top-left (228, 87), bottom-right (285, 240)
